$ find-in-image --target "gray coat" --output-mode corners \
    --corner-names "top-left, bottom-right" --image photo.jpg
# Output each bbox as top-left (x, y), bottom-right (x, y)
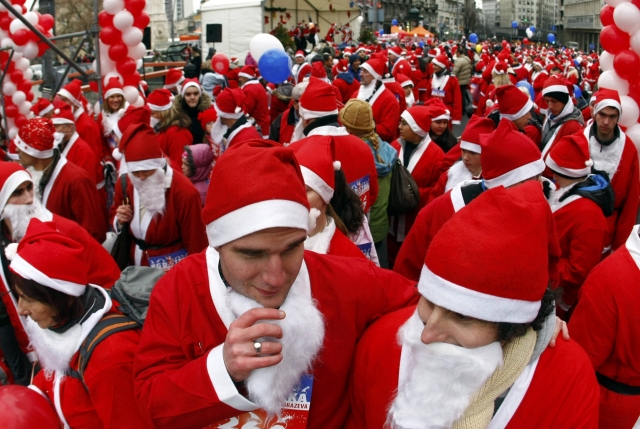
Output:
top-left (452, 55), bottom-right (473, 86)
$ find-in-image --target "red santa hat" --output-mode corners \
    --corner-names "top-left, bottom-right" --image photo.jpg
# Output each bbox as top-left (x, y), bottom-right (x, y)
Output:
top-left (7, 140), bottom-right (19, 161)
top-left (545, 133), bottom-right (593, 178)
top-left (181, 78), bottom-right (201, 98)
top-left (198, 108), bottom-right (218, 130)
top-left (460, 115), bottom-right (495, 154)
top-left (9, 219), bottom-right (88, 297)
top-left (480, 119), bottom-right (545, 188)
top-left (360, 59), bottom-right (385, 81)
top-left (147, 89), bottom-right (173, 111)
top-left (118, 122), bottom-right (165, 172)
top-left (239, 65), bottom-right (257, 80)
top-left (291, 136), bottom-right (341, 204)
top-left (492, 62), bottom-right (508, 75)
top-left (57, 79), bottom-right (83, 108)
top-left (593, 88), bottom-right (622, 116)
top-left (401, 106), bottom-right (432, 138)
top-left (164, 68), bottom-right (185, 89)
top-left (214, 88), bottom-right (246, 120)
top-left (103, 77), bottom-right (124, 100)
top-left (496, 85), bottom-right (533, 121)
top-left (0, 162), bottom-right (31, 211)
top-left (334, 59), bottom-right (349, 74)
top-left (432, 54), bottom-right (449, 69)
top-left (310, 61), bottom-right (328, 81)
top-left (427, 48), bottom-right (439, 58)
top-left (541, 76), bottom-right (570, 97)
top-left (202, 139), bottom-right (310, 247)
top-left (414, 47), bottom-right (424, 58)
top-left (419, 181), bottom-right (551, 323)
top-left (30, 98), bottom-right (53, 118)
top-left (50, 104), bottom-right (75, 125)
top-left (112, 106), bottom-right (152, 158)
top-left (296, 62), bottom-right (312, 84)
top-left (295, 50), bottom-right (305, 58)
top-left (388, 46), bottom-right (403, 58)
top-left (395, 73), bottom-right (413, 88)
top-left (15, 117), bottom-right (56, 159)
top-left (298, 76), bottom-right (338, 120)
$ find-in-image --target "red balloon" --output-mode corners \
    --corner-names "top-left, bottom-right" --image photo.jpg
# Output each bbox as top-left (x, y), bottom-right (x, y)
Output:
top-left (212, 53), bottom-right (230, 74)
top-left (116, 58), bottom-right (137, 76)
top-left (133, 12), bottom-right (150, 29)
top-left (0, 16), bottom-right (10, 32)
top-left (26, 91), bottom-right (34, 102)
top-left (614, 50), bottom-right (640, 81)
top-left (523, 38), bottom-right (529, 45)
top-left (11, 0), bottom-right (26, 6)
top-left (11, 28), bottom-right (30, 46)
top-left (100, 26), bottom-right (122, 46)
top-left (18, 79), bottom-right (32, 92)
top-left (108, 42), bottom-right (128, 62)
top-left (4, 104), bottom-right (17, 118)
top-left (37, 41), bottom-right (48, 57)
top-left (98, 10), bottom-right (113, 28)
top-left (125, 0), bottom-right (146, 15)
top-left (10, 69), bottom-right (22, 83)
top-left (32, 25), bottom-right (45, 41)
top-left (600, 25), bottom-right (630, 54)
top-left (14, 114), bottom-right (28, 129)
top-left (39, 13), bottom-right (54, 32)
top-left (600, 5), bottom-right (614, 26)
top-left (123, 70), bottom-right (141, 86)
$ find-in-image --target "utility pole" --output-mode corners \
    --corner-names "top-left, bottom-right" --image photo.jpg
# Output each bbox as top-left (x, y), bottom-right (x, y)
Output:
top-left (372, 1), bottom-right (378, 36)
top-left (169, 0), bottom-right (176, 42)
top-left (39, 0), bottom-right (55, 99)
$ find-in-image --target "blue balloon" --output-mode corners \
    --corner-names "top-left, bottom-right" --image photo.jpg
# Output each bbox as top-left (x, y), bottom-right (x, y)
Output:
top-left (350, 1), bottom-right (354, 7)
top-left (512, 21), bottom-right (518, 29)
top-left (378, 29), bottom-right (384, 35)
top-left (469, 33), bottom-right (478, 44)
top-left (529, 25), bottom-right (536, 33)
top-left (589, 43), bottom-right (595, 50)
top-left (258, 49), bottom-right (292, 84)
top-left (392, 19), bottom-right (398, 26)
top-left (547, 33), bottom-right (556, 44)
top-left (419, 40), bottom-right (425, 48)
top-left (573, 59), bottom-right (580, 67)
top-left (573, 85), bottom-right (582, 99)
top-left (516, 80), bottom-right (534, 100)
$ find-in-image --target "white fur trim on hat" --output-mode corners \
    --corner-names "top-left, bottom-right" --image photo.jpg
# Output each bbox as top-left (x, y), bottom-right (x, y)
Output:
top-left (181, 81), bottom-right (202, 98)
top-left (206, 199), bottom-right (310, 247)
top-left (418, 264), bottom-right (541, 323)
top-left (432, 111), bottom-right (451, 121)
top-left (400, 110), bottom-right (428, 137)
top-left (104, 87), bottom-right (125, 100)
top-left (214, 103), bottom-right (244, 120)
top-left (388, 49), bottom-right (402, 58)
top-left (483, 159), bottom-right (545, 189)
top-left (300, 166), bottom-right (334, 204)
top-left (164, 76), bottom-right (185, 89)
top-left (126, 158), bottom-right (166, 172)
top-left (460, 141), bottom-right (482, 154)
top-left (545, 154), bottom-right (591, 178)
top-left (148, 101), bottom-right (173, 111)
top-left (39, 104), bottom-right (54, 117)
top-left (399, 80), bottom-right (414, 88)
top-left (542, 84), bottom-right (569, 96)
top-left (432, 58), bottom-right (446, 69)
top-left (57, 88), bottom-right (82, 107)
top-left (10, 254), bottom-right (86, 296)
top-left (594, 99), bottom-right (622, 116)
top-left (14, 135), bottom-right (54, 159)
top-left (500, 98), bottom-right (534, 121)
top-left (0, 170), bottom-right (31, 211)
top-left (51, 117), bottom-right (75, 125)
top-left (360, 62), bottom-right (381, 80)
top-left (298, 104), bottom-right (339, 120)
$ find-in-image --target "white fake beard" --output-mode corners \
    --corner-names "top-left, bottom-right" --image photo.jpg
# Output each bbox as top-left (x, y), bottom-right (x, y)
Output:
top-left (211, 118), bottom-right (228, 146)
top-left (25, 316), bottom-right (83, 378)
top-left (387, 310), bottom-right (504, 429)
top-left (357, 81), bottom-right (377, 101)
top-left (128, 168), bottom-right (166, 217)
top-left (226, 284), bottom-right (325, 416)
top-left (405, 92), bottom-right (416, 109)
top-left (1, 199), bottom-right (52, 242)
top-left (289, 118), bottom-right (306, 144)
top-left (102, 112), bottom-right (121, 136)
top-left (26, 166), bottom-right (44, 192)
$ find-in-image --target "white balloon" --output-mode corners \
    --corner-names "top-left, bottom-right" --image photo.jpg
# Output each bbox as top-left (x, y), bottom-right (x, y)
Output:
top-left (357, 15), bottom-right (364, 24)
top-left (630, 29), bottom-right (640, 56)
top-left (598, 70), bottom-right (630, 96)
top-left (18, 101), bottom-right (31, 115)
top-left (24, 67), bottom-right (33, 80)
top-left (604, 0), bottom-right (630, 6)
top-left (9, 18), bottom-right (27, 34)
top-left (136, 58), bottom-right (143, 69)
top-left (133, 95), bottom-right (145, 107)
top-left (93, 101), bottom-right (101, 116)
top-left (0, 4), bottom-right (6, 12)
top-left (127, 42), bottom-right (146, 60)
top-left (22, 41), bottom-right (38, 60)
top-left (12, 51), bottom-right (22, 61)
top-left (123, 85), bottom-right (139, 104)
top-left (1, 37), bottom-right (14, 49)
top-left (625, 123), bottom-right (640, 151)
top-left (3, 82), bottom-right (16, 96)
top-left (99, 40), bottom-right (110, 56)
top-left (104, 70), bottom-right (123, 84)
top-left (620, 95), bottom-right (640, 127)
top-left (113, 10), bottom-right (134, 31)
top-left (92, 59), bottom-right (97, 71)
top-left (526, 29), bottom-right (533, 38)
top-left (600, 51), bottom-right (614, 71)
top-left (0, 29), bottom-right (8, 40)
top-left (101, 59), bottom-right (115, 74)
top-left (11, 91), bottom-right (26, 105)
top-left (11, 42), bottom-right (23, 53)
top-left (122, 27), bottom-right (143, 47)
top-left (23, 11), bottom-right (39, 26)
top-left (249, 33), bottom-right (285, 62)
top-left (7, 128), bottom-right (17, 140)
top-left (103, 0), bottom-right (125, 15)
top-left (613, 2), bottom-right (640, 34)
top-left (15, 57), bottom-right (30, 71)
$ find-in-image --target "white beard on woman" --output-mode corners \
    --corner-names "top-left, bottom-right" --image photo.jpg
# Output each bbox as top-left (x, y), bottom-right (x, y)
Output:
top-left (405, 92), bottom-right (416, 109)
top-left (226, 283), bottom-right (324, 416)
top-left (386, 310), bottom-right (504, 429)
top-left (25, 316), bottom-right (83, 378)
top-left (1, 198), bottom-right (52, 242)
top-left (128, 168), bottom-right (167, 218)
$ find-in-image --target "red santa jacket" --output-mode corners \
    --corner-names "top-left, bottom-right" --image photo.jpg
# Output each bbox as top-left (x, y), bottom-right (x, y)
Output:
top-left (351, 83), bottom-right (400, 144)
top-left (428, 160), bottom-right (474, 204)
top-left (328, 228), bottom-right (366, 258)
top-left (42, 157), bottom-right (107, 243)
top-left (59, 132), bottom-right (104, 188)
top-left (390, 58), bottom-right (412, 79)
top-left (242, 80), bottom-right (270, 137)
top-left (585, 124), bottom-right (640, 250)
top-left (570, 227), bottom-right (640, 429)
top-left (75, 109), bottom-right (104, 162)
top-left (97, 111), bottom-right (120, 164)
top-left (424, 73), bottom-right (462, 125)
top-left (333, 74), bottom-right (361, 104)
top-left (540, 118), bottom-right (584, 178)
top-left (109, 167), bottom-right (208, 267)
top-left (226, 68), bottom-right (240, 88)
top-left (512, 64), bottom-right (530, 83)
top-left (277, 107), bottom-right (297, 144)
top-left (383, 79), bottom-right (407, 115)
top-left (531, 70), bottom-right (549, 96)
top-left (133, 249), bottom-right (418, 429)
top-left (345, 306), bottom-right (600, 429)
top-left (226, 121), bottom-right (262, 148)
top-left (157, 125), bottom-right (193, 171)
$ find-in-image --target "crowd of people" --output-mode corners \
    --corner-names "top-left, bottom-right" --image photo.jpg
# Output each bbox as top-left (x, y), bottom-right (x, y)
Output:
top-left (0, 35), bottom-right (638, 429)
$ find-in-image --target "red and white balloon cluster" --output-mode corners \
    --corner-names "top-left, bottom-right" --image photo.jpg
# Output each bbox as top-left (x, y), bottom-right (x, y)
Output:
top-left (97, 0), bottom-right (149, 106)
top-left (599, 0), bottom-right (640, 145)
top-left (0, 0), bottom-right (54, 139)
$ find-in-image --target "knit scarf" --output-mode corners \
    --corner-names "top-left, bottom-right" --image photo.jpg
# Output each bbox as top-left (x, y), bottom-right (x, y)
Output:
top-left (452, 327), bottom-right (537, 429)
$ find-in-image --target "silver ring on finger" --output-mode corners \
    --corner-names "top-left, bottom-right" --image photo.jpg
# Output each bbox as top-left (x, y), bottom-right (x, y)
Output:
top-left (253, 341), bottom-right (262, 355)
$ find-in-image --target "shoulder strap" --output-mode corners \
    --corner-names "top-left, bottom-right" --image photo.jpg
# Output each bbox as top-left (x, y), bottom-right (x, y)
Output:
top-left (120, 173), bottom-right (127, 195)
top-left (68, 314), bottom-right (140, 385)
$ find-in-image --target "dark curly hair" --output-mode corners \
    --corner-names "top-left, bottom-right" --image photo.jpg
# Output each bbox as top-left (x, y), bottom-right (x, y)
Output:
top-left (328, 169), bottom-right (365, 235)
top-left (496, 288), bottom-right (558, 343)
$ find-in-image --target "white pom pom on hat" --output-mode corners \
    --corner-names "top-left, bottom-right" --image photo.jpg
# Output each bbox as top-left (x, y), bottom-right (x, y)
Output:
top-left (112, 147), bottom-right (123, 161)
top-left (308, 208), bottom-right (321, 232)
top-left (4, 243), bottom-right (18, 261)
top-left (333, 160), bottom-right (341, 171)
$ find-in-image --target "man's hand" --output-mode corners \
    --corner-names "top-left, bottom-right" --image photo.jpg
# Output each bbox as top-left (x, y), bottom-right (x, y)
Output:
top-left (116, 204), bottom-right (133, 225)
top-left (223, 308), bottom-right (286, 382)
top-left (549, 316), bottom-right (570, 347)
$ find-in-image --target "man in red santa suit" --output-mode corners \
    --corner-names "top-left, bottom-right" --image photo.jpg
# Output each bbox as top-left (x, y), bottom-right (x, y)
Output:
top-left (110, 122), bottom-right (207, 269)
top-left (394, 119), bottom-right (550, 282)
top-left (583, 89), bottom-right (640, 252)
top-left (133, 139), bottom-right (417, 429)
top-left (30, 98), bottom-right (54, 119)
top-left (544, 133), bottom-right (610, 318)
top-left (387, 46), bottom-right (412, 80)
top-left (332, 59), bottom-right (360, 104)
top-left (56, 79), bottom-right (104, 162)
top-left (15, 118), bottom-right (107, 243)
top-left (387, 106), bottom-right (445, 267)
top-left (570, 224), bottom-right (640, 429)
top-left (530, 58), bottom-right (548, 98)
top-left (163, 68), bottom-right (185, 96)
top-left (9, 219), bottom-right (150, 429)
top-left (237, 65), bottom-right (270, 138)
top-left (212, 88), bottom-right (262, 149)
top-left (489, 85), bottom-right (542, 147)
top-left (425, 54), bottom-right (463, 127)
top-left (351, 58), bottom-right (400, 143)
top-left (269, 82), bottom-right (306, 145)
top-left (345, 182), bottom-right (599, 429)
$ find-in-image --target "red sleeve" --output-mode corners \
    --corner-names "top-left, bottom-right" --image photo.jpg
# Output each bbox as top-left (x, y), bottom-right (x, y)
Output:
top-left (428, 170), bottom-right (449, 204)
top-left (524, 124), bottom-right (542, 148)
top-left (242, 89), bottom-right (258, 115)
top-left (71, 173), bottom-right (107, 243)
top-left (175, 179), bottom-right (208, 255)
top-left (375, 94), bottom-right (400, 144)
top-left (449, 77), bottom-right (462, 125)
top-left (165, 127), bottom-right (193, 171)
top-left (612, 145), bottom-right (640, 250)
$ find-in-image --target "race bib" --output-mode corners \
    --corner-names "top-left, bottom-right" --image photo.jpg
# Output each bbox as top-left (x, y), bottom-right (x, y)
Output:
top-left (431, 89), bottom-right (446, 98)
top-left (147, 248), bottom-right (188, 271)
top-left (470, 83), bottom-right (477, 92)
top-left (207, 374), bottom-right (313, 429)
top-left (349, 175), bottom-right (370, 209)
top-left (357, 242), bottom-right (372, 260)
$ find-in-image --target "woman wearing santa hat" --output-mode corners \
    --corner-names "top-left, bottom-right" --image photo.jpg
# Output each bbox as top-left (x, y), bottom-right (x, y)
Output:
top-left (424, 54), bottom-right (462, 127)
top-left (9, 218), bottom-right (151, 428)
top-left (148, 89), bottom-right (193, 171)
top-left (97, 77), bottom-right (127, 163)
top-left (173, 78), bottom-right (214, 145)
top-left (423, 98), bottom-right (458, 153)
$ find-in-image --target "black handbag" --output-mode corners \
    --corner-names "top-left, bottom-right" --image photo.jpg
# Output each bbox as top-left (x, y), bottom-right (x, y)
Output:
top-left (110, 174), bottom-right (132, 271)
top-left (387, 159), bottom-right (420, 216)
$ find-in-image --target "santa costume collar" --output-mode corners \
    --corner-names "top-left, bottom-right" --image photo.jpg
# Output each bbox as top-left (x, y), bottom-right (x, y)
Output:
top-left (304, 217), bottom-right (336, 254)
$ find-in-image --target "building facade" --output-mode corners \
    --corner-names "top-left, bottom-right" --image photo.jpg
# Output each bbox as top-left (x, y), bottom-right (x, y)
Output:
top-left (561, 0), bottom-right (600, 51)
